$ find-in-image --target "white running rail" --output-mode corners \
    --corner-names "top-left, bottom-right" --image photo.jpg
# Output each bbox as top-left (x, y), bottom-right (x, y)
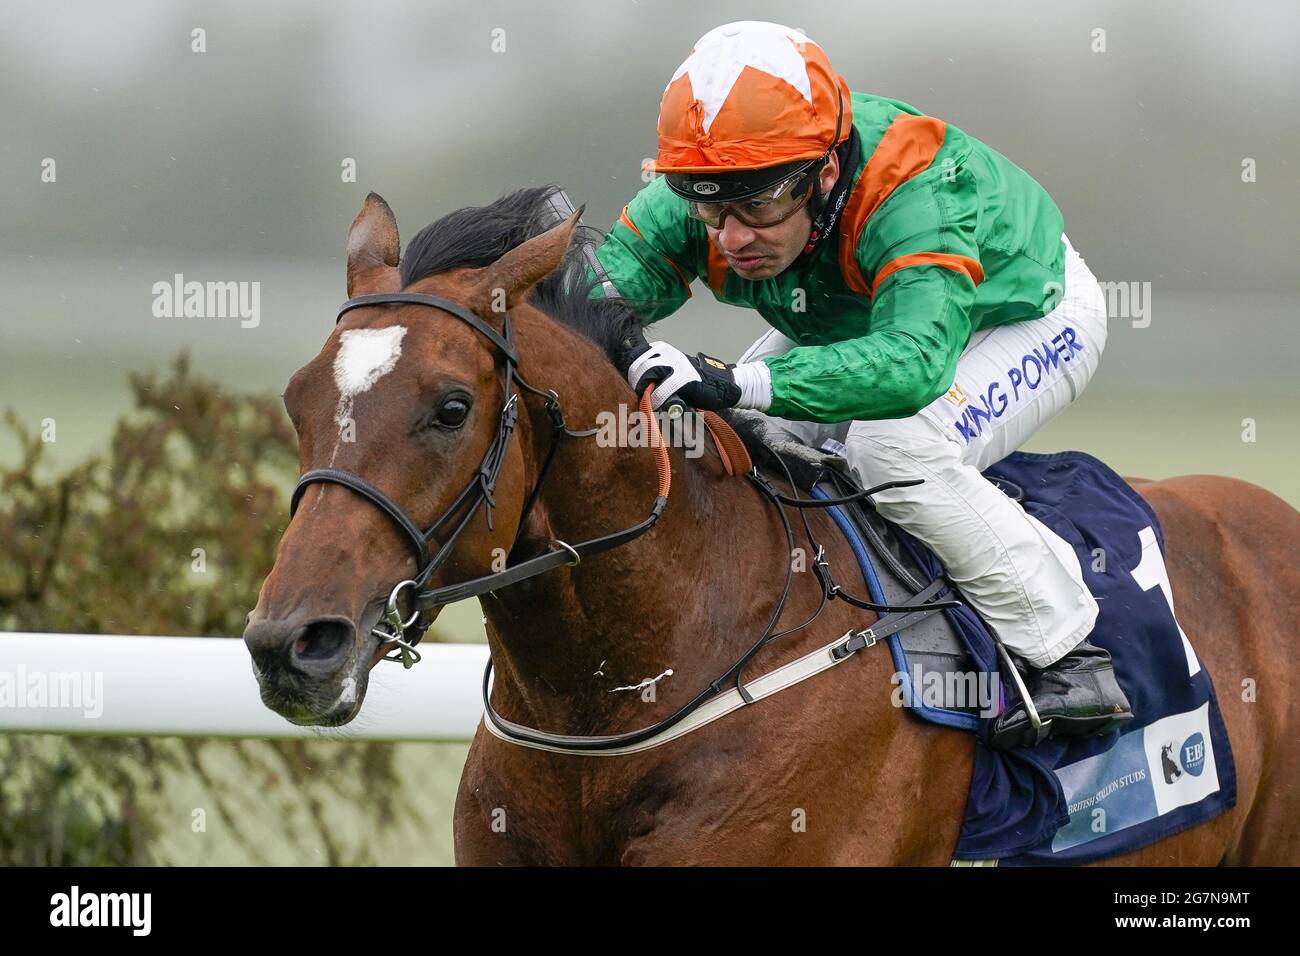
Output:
top-left (0, 632), bottom-right (487, 742)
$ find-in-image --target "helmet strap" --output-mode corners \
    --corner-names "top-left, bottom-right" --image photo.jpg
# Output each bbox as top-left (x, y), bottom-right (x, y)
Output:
top-left (800, 125), bottom-right (861, 258)
top-left (809, 169), bottom-right (829, 218)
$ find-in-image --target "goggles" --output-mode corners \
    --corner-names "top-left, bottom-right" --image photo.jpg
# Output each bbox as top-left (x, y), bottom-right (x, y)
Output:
top-left (684, 167), bottom-right (818, 229)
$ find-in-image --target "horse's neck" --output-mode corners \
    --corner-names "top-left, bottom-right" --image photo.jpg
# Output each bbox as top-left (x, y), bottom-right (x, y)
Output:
top-left (481, 325), bottom-right (788, 734)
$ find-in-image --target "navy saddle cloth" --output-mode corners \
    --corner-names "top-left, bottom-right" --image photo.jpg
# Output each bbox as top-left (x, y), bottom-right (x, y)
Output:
top-left (807, 449), bottom-right (1237, 864)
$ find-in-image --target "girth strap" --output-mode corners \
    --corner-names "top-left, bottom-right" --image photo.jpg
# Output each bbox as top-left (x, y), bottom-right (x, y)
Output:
top-left (830, 578), bottom-right (951, 659)
top-left (481, 579), bottom-right (954, 756)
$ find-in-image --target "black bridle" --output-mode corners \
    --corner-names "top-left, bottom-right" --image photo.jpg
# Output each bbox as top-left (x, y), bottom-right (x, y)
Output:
top-left (288, 290), bottom-right (961, 752)
top-left (289, 292), bottom-right (666, 667)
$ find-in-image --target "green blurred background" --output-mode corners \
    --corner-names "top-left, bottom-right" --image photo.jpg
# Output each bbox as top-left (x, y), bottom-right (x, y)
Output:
top-left (1, 0), bottom-right (1296, 865)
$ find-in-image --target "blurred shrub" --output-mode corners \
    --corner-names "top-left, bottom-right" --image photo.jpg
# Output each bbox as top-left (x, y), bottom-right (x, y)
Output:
top-left (0, 355), bottom-right (439, 865)
top-left (0, 352), bottom-right (296, 636)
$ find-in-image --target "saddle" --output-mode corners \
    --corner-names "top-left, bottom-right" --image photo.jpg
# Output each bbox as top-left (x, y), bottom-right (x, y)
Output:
top-left (725, 410), bottom-right (986, 729)
top-left (723, 410), bottom-right (1237, 864)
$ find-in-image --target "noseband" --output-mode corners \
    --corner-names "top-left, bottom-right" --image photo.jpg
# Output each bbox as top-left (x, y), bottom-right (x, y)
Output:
top-left (289, 292), bottom-right (668, 667)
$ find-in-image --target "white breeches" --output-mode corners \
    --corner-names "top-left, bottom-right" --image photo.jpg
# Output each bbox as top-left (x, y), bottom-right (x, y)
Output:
top-left (740, 235), bottom-right (1107, 667)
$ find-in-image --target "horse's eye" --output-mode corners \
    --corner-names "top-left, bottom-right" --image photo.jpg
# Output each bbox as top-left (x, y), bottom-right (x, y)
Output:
top-left (434, 396), bottom-right (471, 429)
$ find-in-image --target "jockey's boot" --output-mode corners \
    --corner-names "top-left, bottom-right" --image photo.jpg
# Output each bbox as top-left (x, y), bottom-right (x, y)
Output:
top-left (991, 638), bottom-right (1135, 749)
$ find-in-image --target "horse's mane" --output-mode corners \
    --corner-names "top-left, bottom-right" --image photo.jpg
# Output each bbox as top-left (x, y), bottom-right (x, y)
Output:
top-left (399, 184), bottom-right (800, 479)
top-left (400, 185), bottom-right (644, 377)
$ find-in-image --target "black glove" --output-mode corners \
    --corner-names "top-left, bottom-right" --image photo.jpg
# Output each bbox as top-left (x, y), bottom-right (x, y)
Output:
top-left (626, 340), bottom-right (741, 411)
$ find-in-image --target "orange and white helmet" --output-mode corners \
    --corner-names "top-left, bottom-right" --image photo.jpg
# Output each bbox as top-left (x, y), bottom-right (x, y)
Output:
top-left (650, 21), bottom-right (852, 202)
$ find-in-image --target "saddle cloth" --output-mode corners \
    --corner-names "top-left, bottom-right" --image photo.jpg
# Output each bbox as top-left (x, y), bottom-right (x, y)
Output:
top-left (804, 448), bottom-right (1237, 864)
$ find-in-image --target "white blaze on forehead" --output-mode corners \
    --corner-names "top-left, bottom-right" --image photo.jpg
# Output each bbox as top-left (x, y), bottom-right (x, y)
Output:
top-left (333, 325), bottom-right (407, 427)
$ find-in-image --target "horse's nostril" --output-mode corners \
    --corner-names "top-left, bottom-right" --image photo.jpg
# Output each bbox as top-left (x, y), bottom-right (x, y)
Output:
top-left (292, 619), bottom-right (354, 665)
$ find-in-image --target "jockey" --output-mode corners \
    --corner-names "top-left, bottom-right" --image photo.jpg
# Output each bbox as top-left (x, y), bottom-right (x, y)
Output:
top-left (592, 20), bottom-right (1134, 748)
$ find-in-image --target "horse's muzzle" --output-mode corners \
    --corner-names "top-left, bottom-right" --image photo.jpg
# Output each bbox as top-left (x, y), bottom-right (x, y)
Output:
top-left (244, 614), bottom-right (357, 680)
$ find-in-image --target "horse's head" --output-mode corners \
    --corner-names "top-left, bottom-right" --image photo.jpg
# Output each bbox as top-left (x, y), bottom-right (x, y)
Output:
top-left (244, 191), bottom-right (581, 726)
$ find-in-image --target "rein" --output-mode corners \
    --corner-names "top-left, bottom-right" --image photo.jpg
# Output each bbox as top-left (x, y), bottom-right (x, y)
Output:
top-left (291, 292), bottom-right (675, 667)
top-left (290, 291), bottom-right (960, 753)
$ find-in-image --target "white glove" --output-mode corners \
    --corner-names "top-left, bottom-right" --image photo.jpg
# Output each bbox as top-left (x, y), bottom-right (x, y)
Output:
top-left (627, 340), bottom-right (772, 412)
top-left (627, 341), bottom-right (701, 410)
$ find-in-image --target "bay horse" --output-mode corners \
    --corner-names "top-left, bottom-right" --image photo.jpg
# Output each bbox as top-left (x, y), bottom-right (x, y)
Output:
top-left (245, 187), bottom-right (1300, 865)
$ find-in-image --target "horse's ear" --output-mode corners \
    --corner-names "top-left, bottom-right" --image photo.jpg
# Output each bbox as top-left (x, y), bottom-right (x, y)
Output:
top-left (346, 192), bottom-right (402, 297)
top-left (472, 207), bottom-right (581, 317)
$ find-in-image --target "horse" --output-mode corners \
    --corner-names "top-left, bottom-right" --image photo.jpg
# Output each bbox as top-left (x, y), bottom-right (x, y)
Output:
top-left (244, 186), bottom-right (1300, 865)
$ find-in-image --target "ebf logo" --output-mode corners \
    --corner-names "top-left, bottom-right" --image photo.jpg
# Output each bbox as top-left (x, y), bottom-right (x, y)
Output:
top-left (1160, 732), bottom-right (1206, 784)
top-left (1181, 732), bottom-right (1206, 777)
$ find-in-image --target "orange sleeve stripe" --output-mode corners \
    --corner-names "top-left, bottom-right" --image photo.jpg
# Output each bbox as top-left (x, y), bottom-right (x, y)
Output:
top-left (619, 205), bottom-right (693, 294)
top-left (838, 114), bottom-right (948, 295)
top-left (617, 206), bottom-right (642, 238)
top-left (871, 252), bottom-right (985, 295)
